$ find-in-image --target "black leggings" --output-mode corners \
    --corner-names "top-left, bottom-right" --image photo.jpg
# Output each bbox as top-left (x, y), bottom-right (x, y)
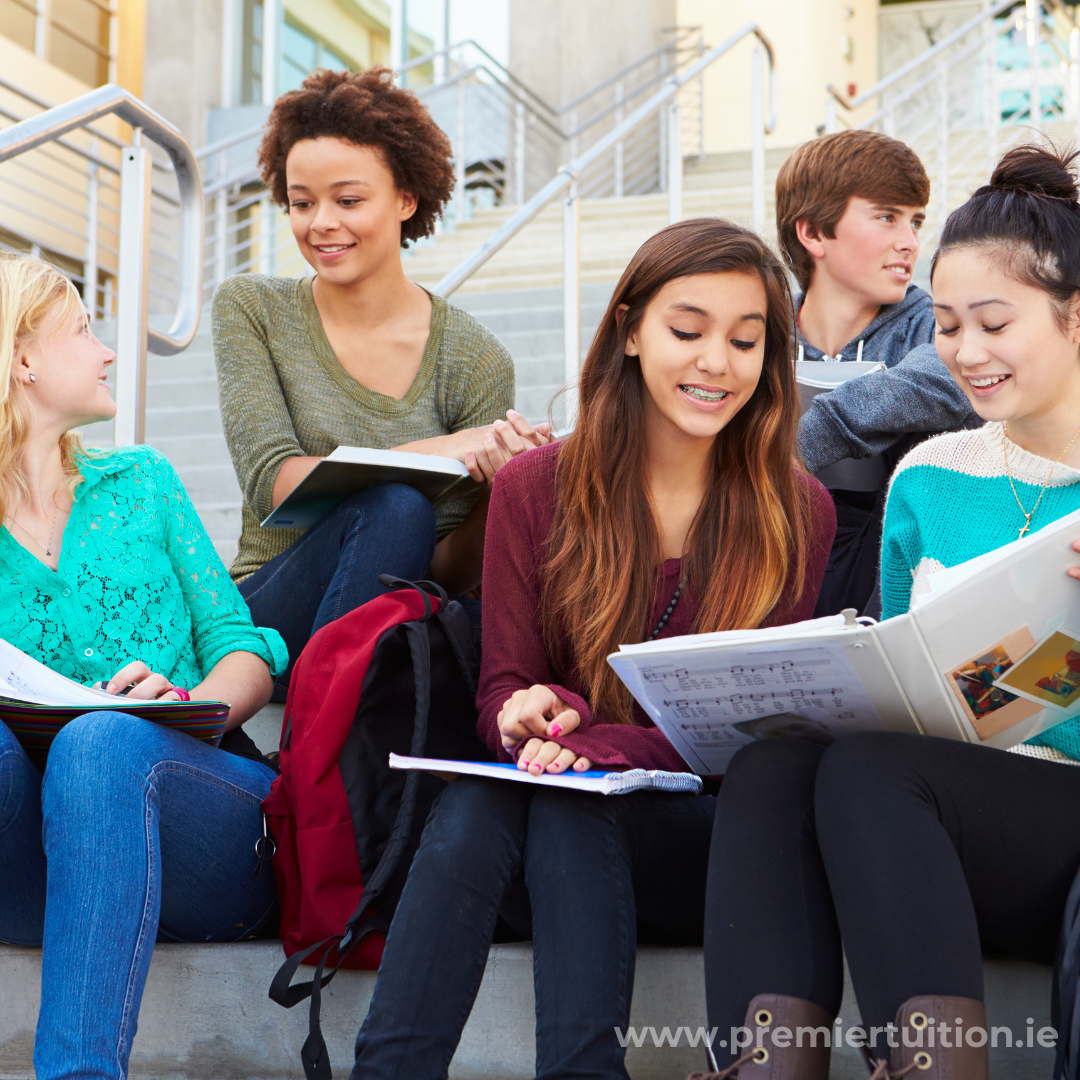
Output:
top-left (704, 731), bottom-right (1080, 1067)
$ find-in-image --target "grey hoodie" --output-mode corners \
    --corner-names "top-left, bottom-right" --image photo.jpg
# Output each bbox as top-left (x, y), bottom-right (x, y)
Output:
top-left (795, 284), bottom-right (978, 475)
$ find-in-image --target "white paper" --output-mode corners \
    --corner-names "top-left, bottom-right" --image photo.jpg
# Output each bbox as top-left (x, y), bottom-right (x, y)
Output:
top-left (616, 614), bottom-right (848, 654)
top-left (0, 637), bottom-right (121, 706)
top-left (611, 641), bottom-right (883, 774)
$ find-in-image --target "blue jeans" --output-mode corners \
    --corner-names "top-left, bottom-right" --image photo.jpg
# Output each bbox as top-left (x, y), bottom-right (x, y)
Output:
top-left (0, 712), bottom-right (277, 1080)
top-left (239, 483), bottom-right (441, 692)
top-left (351, 776), bottom-right (715, 1080)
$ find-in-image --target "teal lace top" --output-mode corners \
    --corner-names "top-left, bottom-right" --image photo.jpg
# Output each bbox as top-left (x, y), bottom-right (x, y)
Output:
top-left (0, 445), bottom-right (287, 689)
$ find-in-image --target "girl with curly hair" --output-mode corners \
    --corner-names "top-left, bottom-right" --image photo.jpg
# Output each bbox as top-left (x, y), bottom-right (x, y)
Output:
top-left (213, 68), bottom-right (548, 688)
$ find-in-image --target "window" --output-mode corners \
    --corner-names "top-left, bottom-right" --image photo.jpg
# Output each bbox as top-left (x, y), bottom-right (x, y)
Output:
top-left (281, 19), bottom-right (351, 93)
top-left (240, 0), bottom-right (264, 105)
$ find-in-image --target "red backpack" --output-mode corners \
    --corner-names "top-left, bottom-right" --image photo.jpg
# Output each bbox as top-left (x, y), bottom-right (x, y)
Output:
top-left (262, 576), bottom-right (489, 1080)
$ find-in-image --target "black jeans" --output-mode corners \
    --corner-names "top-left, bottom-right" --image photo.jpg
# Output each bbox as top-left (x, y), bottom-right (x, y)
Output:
top-left (351, 776), bottom-right (715, 1080)
top-left (704, 731), bottom-right (1080, 1068)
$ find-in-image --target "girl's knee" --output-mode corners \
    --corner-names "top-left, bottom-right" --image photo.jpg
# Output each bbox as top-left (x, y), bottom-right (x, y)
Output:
top-left (815, 731), bottom-right (926, 825)
top-left (426, 777), bottom-right (528, 851)
top-left (720, 737), bottom-right (826, 810)
top-left (370, 482), bottom-right (436, 532)
top-left (818, 732), bottom-right (914, 789)
top-left (45, 711), bottom-right (163, 796)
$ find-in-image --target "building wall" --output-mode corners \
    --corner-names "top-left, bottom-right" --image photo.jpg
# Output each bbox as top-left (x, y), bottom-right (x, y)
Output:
top-left (675, 0), bottom-right (881, 153)
top-left (507, 0), bottom-right (677, 111)
top-left (0, 26), bottom-right (128, 274)
top-left (143, 0), bottom-right (223, 143)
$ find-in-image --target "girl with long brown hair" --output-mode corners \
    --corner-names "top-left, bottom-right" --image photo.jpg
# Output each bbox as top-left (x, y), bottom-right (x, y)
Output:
top-left (348, 218), bottom-right (835, 1080)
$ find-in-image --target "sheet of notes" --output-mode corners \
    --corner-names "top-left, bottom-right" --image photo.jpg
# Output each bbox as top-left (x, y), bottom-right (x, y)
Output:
top-left (609, 642), bottom-right (883, 774)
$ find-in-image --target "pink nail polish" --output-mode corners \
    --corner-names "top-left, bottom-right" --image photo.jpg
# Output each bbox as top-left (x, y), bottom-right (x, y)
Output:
top-left (550, 723), bottom-right (562, 737)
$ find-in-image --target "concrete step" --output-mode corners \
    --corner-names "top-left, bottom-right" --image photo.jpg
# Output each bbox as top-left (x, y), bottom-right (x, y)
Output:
top-left (0, 704), bottom-right (1020, 1080)
top-left (0, 936), bottom-right (1056, 1078)
top-left (148, 433), bottom-right (234, 469)
top-left (167, 464), bottom-right (242, 505)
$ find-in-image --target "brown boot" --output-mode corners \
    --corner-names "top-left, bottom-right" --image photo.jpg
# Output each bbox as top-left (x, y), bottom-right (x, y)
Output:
top-left (686, 993), bottom-right (833, 1079)
top-left (863, 996), bottom-right (989, 1079)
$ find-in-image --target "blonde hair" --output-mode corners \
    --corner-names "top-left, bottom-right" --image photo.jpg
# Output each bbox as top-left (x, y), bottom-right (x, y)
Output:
top-left (0, 253), bottom-right (88, 525)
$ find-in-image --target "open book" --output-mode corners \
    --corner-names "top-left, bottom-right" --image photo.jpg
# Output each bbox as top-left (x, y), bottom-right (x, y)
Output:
top-left (608, 506), bottom-right (1080, 775)
top-left (389, 753), bottom-right (703, 795)
top-left (262, 446), bottom-right (479, 530)
top-left (0, 638), bottom-right (229, 768)
top-left (797, 359), bottom-right (887, 492)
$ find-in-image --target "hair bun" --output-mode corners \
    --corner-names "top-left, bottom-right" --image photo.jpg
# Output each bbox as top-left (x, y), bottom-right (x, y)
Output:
top-left (988, 144), bottom-right (1080, 202)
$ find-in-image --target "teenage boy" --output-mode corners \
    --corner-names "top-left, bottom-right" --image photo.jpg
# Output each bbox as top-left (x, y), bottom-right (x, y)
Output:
top-left (776, 129), bottom-right (976, 617)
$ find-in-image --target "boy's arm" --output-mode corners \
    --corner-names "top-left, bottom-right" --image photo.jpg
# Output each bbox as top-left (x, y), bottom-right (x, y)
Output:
top-left (797, 343), bottom-right (977, 474)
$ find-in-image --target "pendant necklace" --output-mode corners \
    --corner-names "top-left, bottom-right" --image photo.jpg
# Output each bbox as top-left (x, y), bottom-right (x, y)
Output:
top-left (1003, 420), bottom-right (1080, 539)
top-left (7, 500), bottom-right (61, 558)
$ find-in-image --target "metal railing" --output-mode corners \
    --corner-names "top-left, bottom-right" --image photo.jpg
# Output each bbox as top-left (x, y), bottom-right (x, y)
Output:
top-left (400, 30), bottom-right (710, 211)
top-left (0, 83), bottom-right (204, 444)
top-left (432, 21), bottom-right (776, 414)
top-left (824, 0), bottom-right (1080, 249)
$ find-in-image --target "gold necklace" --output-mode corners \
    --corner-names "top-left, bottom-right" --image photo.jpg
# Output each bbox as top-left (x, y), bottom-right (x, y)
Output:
top-left (1003, 420), bottom-right (1080, 538)
top-left (6, 501), bottom-right (61, 557)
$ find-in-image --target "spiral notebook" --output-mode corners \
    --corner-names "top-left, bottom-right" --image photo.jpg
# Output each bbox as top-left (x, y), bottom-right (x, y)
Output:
top-left (388, 753), bottom-right (704, 795)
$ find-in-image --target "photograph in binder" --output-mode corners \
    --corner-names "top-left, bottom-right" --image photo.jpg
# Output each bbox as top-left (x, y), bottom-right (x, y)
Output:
top-left (944, 626), bottom-right (1042, 739)
top-left (996, 629), bottom-right (1080, 712)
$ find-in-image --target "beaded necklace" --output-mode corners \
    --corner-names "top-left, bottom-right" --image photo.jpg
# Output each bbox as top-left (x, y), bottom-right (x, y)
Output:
top-left (647, 581), bottom-right (682, 641)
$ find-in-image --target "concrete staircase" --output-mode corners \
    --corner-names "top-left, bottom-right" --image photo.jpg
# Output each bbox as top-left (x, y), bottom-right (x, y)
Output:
top-left (404, 148), bottom-right (788, 294)
top-left (0, 936), bottom-right (1055, 1079)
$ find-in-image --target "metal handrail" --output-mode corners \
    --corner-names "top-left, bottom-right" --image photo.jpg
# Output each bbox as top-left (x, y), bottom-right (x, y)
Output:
top-left (415, 64), bottom-right (567, 140)
top-left (825, 0), bottom-right (1014, 116)
top-left (399, 38), bottom-right (555, 119)
top-left (435, 20), bottom-right (776, 298)
top-left (0, 73), bottom-right (125, 152)
top-left (0, 83), bottom-right (203, 356)
top-left (196, 123), bottom-right (266, 162)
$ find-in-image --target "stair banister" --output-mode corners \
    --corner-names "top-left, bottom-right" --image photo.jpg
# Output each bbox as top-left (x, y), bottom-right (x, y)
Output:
top-left (0, 84), bottom-right (205, 445)
top-left (823, 0), bottom-right (1015, 129)
top-left (434, 20), bottom-right (777, 300)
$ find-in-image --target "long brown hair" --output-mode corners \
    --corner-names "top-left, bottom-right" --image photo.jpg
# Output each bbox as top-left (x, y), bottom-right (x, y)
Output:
top-left (542, 217), bottom-right (811, 724)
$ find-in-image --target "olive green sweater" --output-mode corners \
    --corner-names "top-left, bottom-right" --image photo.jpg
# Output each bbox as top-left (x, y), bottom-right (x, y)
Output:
top-left (212, 274), bottom-right (515, 583)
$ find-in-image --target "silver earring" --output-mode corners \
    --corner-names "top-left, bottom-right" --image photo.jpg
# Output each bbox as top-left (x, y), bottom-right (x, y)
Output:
top-left (28, 372), bottom-right (35, 383)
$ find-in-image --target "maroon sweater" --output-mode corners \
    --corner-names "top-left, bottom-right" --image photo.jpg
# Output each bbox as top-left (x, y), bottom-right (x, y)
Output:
top-left (477, 440), bottom-right (837, 771)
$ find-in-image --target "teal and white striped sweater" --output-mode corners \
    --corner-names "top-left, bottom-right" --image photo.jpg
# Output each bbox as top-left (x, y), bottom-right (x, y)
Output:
top-left (882, 421), bottom-right (1080, 763)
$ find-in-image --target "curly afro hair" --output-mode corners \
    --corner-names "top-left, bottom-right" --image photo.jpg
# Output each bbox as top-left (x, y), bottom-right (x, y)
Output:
top-left (258, 67), bottom-right (455, 247)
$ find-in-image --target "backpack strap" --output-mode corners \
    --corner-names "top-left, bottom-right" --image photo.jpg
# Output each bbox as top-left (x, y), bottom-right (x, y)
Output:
top-left (435, 601), bottom-right (480, 700)
top-left (376, 573), bottom-right (449, 617)
top-left (268, 619), bottom-right (434, 1080)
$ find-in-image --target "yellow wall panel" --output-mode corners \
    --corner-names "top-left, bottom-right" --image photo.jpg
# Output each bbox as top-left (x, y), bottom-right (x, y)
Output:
top-left (675, 0), bottom-right (880, 154)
